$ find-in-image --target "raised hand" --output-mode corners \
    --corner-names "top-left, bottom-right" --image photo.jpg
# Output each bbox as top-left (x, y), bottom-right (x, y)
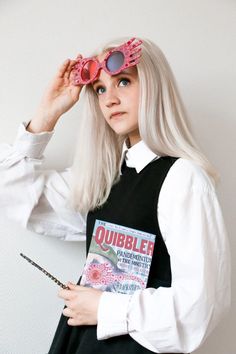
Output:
top-left (28, 55), bottom-right (84, 133)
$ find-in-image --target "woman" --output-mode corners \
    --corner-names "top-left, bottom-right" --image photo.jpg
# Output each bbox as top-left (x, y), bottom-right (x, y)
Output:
top-left (0, 37), bottom-right (231, 353)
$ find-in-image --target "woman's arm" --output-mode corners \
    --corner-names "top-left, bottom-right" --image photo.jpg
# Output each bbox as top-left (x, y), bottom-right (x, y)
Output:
top-left (0, 56), bottom-right (86, 240)
top-left (0, 121), bottom-right (86, 240)
top-left (96, 158), bottom-right (231, 353)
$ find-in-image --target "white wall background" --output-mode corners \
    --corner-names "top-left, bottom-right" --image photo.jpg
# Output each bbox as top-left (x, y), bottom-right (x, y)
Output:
top-left (0, 1), bottom-right (235, 353)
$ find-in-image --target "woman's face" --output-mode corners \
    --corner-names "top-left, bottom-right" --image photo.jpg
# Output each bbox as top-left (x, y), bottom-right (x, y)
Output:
top-left (92, 53), bottom-right (141, 146)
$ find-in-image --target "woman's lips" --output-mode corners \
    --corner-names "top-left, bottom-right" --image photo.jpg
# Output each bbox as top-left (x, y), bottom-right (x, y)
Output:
top-left (110, 112), bottom-right (125, 119)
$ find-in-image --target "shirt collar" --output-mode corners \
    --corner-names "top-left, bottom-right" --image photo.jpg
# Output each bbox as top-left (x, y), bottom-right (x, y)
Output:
top-left (119, 140), bottom-right (159, 174)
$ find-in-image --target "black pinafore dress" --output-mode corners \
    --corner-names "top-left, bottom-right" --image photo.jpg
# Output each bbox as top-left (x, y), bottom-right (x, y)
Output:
top-left (48, 156), bottom-right (182, 354)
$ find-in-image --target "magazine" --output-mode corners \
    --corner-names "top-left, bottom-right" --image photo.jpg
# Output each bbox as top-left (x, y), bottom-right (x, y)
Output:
top-left (80, 219), bottom-right (156, 294)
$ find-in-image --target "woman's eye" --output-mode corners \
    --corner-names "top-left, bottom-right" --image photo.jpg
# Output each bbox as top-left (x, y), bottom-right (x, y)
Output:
top-left (96, 86), bottom-right (105, 95)
top-left (94, 78), bottom-right (130, 95)
top-left (119, 78), bottom-right (130, 87)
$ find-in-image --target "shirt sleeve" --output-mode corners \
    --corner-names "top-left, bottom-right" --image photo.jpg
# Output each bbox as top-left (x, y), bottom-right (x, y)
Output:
top-left (97, 158), bottom-right (231, 353)
top-left (0, 121), bottom-right (86, 241)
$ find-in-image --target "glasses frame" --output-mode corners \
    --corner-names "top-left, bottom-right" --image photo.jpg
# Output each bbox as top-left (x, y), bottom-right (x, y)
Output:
top-left (72, 37), bottom-right (143, 85)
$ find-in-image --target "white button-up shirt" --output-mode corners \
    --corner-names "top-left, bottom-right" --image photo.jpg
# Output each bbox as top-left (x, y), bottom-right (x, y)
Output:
top-left (0, 122), bottom-right (231, 353)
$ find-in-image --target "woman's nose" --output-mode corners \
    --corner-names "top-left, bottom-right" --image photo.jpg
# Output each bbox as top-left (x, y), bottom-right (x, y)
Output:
top-left (105, 88), bottom-right (120, 107)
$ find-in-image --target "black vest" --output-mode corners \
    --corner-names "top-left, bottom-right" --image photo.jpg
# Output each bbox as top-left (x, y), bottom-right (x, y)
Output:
top-left (48, 156), bottom-right (179, 354)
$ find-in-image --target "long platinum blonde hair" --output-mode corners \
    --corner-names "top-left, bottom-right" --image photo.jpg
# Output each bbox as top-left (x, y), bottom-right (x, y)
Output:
top-left (69, 36), bottom-right (219, 214)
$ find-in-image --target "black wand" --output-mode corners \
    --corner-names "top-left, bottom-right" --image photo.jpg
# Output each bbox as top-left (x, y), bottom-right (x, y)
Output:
top-left (20, 253), bottom-right (69, 289)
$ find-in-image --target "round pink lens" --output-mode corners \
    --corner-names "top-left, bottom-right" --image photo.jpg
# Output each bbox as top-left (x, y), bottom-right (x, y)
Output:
top-left (81, 60), bottom-right (98, 81)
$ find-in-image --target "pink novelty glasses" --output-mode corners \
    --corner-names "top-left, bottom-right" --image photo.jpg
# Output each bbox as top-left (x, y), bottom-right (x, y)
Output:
top-left (72, 37), bottom-right (143, 86)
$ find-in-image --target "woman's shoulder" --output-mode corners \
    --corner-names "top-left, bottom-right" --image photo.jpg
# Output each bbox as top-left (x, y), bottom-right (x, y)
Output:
top-left (162, 157), bottom-right (216, 195)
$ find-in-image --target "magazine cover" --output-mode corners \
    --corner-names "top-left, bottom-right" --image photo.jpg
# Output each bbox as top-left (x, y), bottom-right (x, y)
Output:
top-left (80, 219), bottom-right (156, 294)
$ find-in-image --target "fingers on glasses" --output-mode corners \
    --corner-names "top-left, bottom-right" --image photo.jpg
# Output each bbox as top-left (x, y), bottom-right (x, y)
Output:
top-left (57, 54), bottom-right (83, 79)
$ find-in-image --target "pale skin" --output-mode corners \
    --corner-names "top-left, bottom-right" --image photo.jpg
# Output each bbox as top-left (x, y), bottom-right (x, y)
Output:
top-left (27, 53), bottom-right (141, 326)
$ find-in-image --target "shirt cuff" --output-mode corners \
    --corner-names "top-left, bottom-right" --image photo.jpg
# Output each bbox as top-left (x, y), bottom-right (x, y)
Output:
top-left (13, 121), bottom-right (54, 159)
top-left (97, 291), bottom-right (132, 340)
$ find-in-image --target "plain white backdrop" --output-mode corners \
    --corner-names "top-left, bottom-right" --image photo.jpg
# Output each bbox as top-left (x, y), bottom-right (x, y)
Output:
top-left (0, 1), bottom-right (235, 353)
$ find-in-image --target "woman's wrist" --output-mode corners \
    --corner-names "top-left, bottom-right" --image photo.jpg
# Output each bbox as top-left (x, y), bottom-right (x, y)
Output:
top-left (26, 114), bottom-right (59, 133)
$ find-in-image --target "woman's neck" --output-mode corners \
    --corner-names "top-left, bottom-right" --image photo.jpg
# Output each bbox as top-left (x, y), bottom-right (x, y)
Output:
top-left (127, 130), bottom-right (141, 147)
